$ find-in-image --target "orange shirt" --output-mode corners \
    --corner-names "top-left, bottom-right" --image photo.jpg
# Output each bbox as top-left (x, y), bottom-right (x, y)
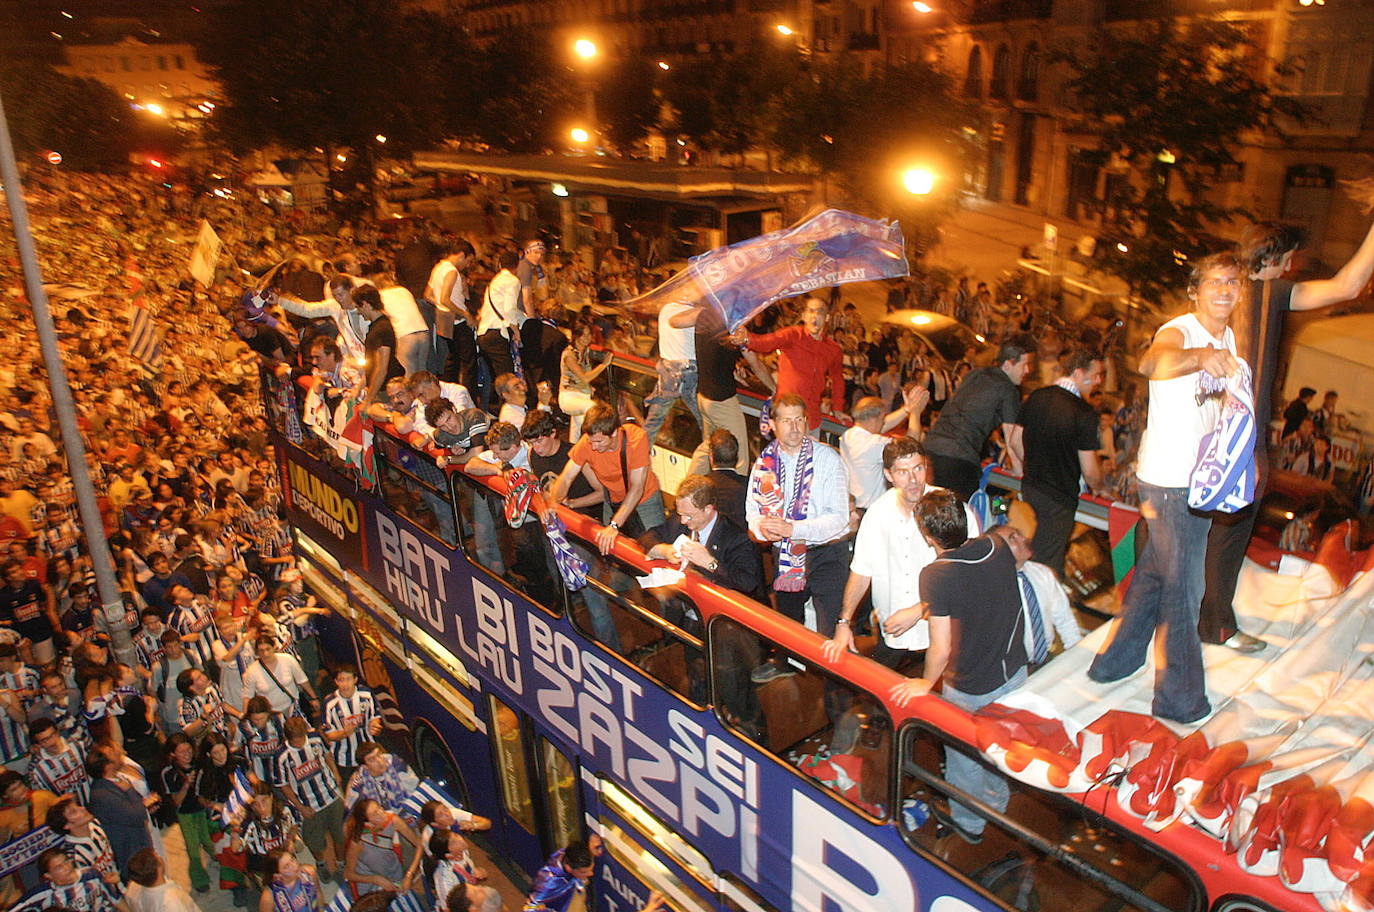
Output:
top-left (569, 424), bottom-right (660, 506)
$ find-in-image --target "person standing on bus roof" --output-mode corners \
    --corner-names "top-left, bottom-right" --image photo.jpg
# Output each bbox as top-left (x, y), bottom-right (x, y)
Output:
top-left (545, 401), bottom-right (665, 554)
top-left (1087, 252), bottom-right (1246, 724)
top-left (355, 286), bottom-right (404, 408)
top-left (890, 489), bottom-right (1027, 843)
top-left (476, 249), bottom-right (525, 389)
top-left (747, 394), bottom-right (850, 683)
top-left (737, 296), bottom-right (847, 432)
top-left (1201, 219), bottom-right (1374, 655)
top-left (642, 298), bottom-right (701, 442)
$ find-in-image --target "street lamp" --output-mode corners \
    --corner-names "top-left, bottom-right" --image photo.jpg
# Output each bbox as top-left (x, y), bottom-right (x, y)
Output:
top-left (657, 61), bottom-right (670, 71)
top-left (902, 167), bottom-right (936, 195)
top-left (574, 38), bottom-right (598, 59)
top-left (912, 1), bottom-right (933, 11)
top-left (776, 24), bottom-right (795, 36)
top-left (570, 127), bottom-right (591, 144)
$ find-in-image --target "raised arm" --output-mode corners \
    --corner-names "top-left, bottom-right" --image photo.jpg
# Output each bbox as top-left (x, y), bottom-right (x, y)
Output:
top-left (1291, 218), bottom-right (1374, 311)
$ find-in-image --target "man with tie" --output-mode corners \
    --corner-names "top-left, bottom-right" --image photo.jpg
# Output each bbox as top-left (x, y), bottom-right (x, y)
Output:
top-left (992, 524), bottom-right (1081, 668)
top-left (641, 475), bottom-right (763, 599)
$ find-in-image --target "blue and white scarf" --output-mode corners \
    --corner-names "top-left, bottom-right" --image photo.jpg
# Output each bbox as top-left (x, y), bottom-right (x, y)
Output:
top-left (1190, 361), bottom-right (1256, 513)
top-left (752, 435), bottom-right (815, 592)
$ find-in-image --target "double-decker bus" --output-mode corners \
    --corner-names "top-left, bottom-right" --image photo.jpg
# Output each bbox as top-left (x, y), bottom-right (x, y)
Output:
top-left (263, 363), bottom-right (1305, 912)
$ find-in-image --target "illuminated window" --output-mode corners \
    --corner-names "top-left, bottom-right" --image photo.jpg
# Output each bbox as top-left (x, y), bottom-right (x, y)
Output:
top-left (489, 696), bottom-right (536, 834)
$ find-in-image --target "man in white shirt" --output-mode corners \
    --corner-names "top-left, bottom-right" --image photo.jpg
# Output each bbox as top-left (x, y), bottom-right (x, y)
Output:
top-left (825, 437), bottom-right (978, 672)
top-left (643, 300), bottom-right (701, 440)
top-left (407, 371), bottom-right (475, 441)
top-left (839, 390), bottom-right (928, 513)
top-left (477, 249), bottom-right (525, 383)
top-left (424, 239), bottom-right (476, 384)
top-left (241, 636), bottom-right (318, 717)
top-left (992, 524), bottom-right (1081, 668)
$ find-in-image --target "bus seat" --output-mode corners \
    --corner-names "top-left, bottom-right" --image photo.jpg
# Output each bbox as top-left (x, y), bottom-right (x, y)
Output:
top-left (758, 672), bottom-right (829, 755)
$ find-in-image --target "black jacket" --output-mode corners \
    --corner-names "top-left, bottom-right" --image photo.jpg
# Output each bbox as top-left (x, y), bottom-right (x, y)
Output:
top-left (642, 513), bottom-right (764, 600)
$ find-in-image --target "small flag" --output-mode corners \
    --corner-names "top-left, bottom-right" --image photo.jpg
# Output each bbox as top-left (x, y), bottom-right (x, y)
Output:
top-left (188, 219), bottom-right (223, 286)
top-left (220, 768), bottom-right (254, 827)
top-left (127, 302), bottom-right (164, 369)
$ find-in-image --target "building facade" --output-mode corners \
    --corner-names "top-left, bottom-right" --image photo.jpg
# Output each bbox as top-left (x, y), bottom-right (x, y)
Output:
top-left (59, 36), bottom-right (219, 121)
top-left (884, 0), bottom-right (1374, 273)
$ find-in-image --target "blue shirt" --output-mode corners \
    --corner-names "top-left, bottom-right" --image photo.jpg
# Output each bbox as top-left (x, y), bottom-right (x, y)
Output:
top-left (523, 849), bottom-right (586, 912)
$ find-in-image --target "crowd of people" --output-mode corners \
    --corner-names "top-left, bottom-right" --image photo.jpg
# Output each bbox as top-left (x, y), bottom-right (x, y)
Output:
top-left (3, 157), bottom-right (1374, 909)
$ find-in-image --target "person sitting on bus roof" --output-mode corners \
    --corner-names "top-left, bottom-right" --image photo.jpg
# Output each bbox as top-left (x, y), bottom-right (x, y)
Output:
top-left (343, 742), bottom-right (420, 815)
top-left (890, 489), bottom-right (1028, 844)
top-left (407, 371), bottom-right (475, 441)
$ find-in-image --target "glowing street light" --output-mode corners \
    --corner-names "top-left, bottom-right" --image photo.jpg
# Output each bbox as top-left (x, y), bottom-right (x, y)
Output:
top-left (657, 61), bottom-right (670, 71)
top-left (570, 127), bottom-right (591, 144)
top-left (913, 1), bottom-right (933, 11)
top-left (375, 134), bottom-right (388, 144)
top-left (143, 102), bottom-right (166, 117)
top-left (776, 24), bottom-right (795, 36)
top-left (574, 38), bottom-right (598, 59)
top-left (902, 167), bottom-right (936, 196)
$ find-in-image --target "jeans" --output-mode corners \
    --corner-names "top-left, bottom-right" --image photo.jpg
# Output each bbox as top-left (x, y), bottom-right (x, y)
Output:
top-left (1199, 500), bottom-right (1258, 644)
top-left (396, 330), bottom-right (430, 376)
top-left (1087, 481), bottom-right (1212, 722)
top-left (688, 393), bottom-right (750, 475)
top-left (643, 360), bottom-right (700, 441)
top-left (942, 667), bottom-right (1027, 836)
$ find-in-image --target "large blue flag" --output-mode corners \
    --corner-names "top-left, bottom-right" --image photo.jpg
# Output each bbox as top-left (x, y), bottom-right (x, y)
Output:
top-left (691, 209), bottom-right (908, 331)
top-left (626, 209), bottom-right (909, 332)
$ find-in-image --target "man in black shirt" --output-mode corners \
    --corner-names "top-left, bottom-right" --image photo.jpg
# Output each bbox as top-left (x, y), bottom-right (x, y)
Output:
top-left (356, 285), bottom-right (403, 405)
top-left (1202, 219), bottom-right (1374, 652)
top-left (0, 559), bottom-right (60, 665)
top-left (521, 411), bottom-right (603, 518)
top-left (924, 334), bottom-right (1035, 499)
top-left (704, 429), bottom-right (748, 532)
top-left (890, 489), bottom-right (1026, 843)
top-left (1010, 349), bottom-right (1107, 576)
top-left (689, 304), bottom-right (751, 475)
top-left (1281, 387), bottom-right (1317, 438)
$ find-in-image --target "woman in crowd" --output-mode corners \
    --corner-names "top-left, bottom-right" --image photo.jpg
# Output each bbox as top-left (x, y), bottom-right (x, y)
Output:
top-left (343, 796), bottom-right (425, 901)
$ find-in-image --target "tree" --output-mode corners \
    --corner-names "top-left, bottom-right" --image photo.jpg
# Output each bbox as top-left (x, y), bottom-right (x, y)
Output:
top-left (597, 56), bottom-right (660, 154)
top-left (0, 61), bottom-right (134, 170)
top-left (457, 31), bottom-right (581, 153)
top-left (196, 0), bottom-right (460, 165)
top-left (663, 45), bottom-right (801, 163)
top-left (1057, 18), bottom-right (1308, 303)
top-left (771, 56), bottom-right (975, 256)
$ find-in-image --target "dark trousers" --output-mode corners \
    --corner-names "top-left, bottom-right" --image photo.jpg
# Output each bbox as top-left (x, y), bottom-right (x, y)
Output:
top-left (477, 329), bottom-right (516, 382)
top-left (928, 453), bottom-right (982, 501)
top-left (1024, 485), bottom-right (1076, 578)
top-left (773, 540), bottom-right (848, 637)
top-left (1199, 500), bottom-right (1258, 644)
top-left (443, 323), bottom-right (480, 394)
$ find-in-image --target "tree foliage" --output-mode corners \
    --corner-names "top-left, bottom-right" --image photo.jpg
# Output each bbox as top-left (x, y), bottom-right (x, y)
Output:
top-left (1057, 19), bottom-right (1308, 302)
top-left (458, 30), bottom-right (581, 153)
top-left (771, 56), bottom-right (975, 251)
top-left (196, 0), bottom-right (460, 159)
top-left (663, 46), bottom-right (801, 160)
top-left (597, 56), bottom-right (661, 154)
top-left (0, 61), bottom-right (134, 170)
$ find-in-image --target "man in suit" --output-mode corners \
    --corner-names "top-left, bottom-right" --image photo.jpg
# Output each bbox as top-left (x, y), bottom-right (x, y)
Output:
top-left (704, 429), bottom-right (748, 532)
top-left (642, 474), bottom-right (762, 599)
top-left (84, 754), bottom-right (155, 876)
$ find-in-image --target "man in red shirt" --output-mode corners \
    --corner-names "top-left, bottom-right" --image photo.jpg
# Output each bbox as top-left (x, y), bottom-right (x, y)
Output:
top-left (740, 297), bottom-right (846, 431)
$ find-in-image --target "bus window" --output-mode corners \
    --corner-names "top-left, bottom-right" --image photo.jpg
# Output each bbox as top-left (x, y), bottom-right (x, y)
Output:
top-left (488, 696), bottom-right (536, 835)
top-left (598, 820), bottom-right (715, 912)
top-left (898, 724), bottom-right (1202, 912)
top-left (601, 778), bottom-right (715, 894)
top-left (567, 550), bottom-right (705, 706)
top-left (451, 473), bottom-right (565, 614)
top-left (708, 617), bottom-right (892, 819)
top-left (538, 738), bottom-right (580, 852)
top-left (372, 432), bottom-right (458, 547)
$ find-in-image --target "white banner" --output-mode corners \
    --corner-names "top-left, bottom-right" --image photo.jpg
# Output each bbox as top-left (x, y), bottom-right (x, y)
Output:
top-left (188, 219), bottom-right (223, 286)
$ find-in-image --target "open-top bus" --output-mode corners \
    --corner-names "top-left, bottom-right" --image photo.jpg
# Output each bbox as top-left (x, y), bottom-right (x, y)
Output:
top-left (262, 359), bottom-right (1309, 912)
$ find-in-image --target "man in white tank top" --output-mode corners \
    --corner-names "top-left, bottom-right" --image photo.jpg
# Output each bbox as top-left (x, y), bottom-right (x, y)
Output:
top-left (1087, 253), bottom-right (1245, 724)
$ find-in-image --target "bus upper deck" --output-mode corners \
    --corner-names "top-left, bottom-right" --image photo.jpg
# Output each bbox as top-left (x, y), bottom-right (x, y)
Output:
top-left (265, 362), bottom-right (1327, 912)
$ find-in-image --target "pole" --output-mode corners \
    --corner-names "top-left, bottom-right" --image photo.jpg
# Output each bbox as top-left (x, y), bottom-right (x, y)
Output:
top-left (0, 89), bottom-right (134, 663)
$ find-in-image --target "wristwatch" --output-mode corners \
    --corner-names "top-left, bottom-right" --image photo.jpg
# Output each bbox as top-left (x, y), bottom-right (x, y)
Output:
top-left (836, 618), bottom-right (850, 625)
top-left (607, 521), bottom-right (619, 531)
top-left (707, 559), bottom-right (719, 573)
